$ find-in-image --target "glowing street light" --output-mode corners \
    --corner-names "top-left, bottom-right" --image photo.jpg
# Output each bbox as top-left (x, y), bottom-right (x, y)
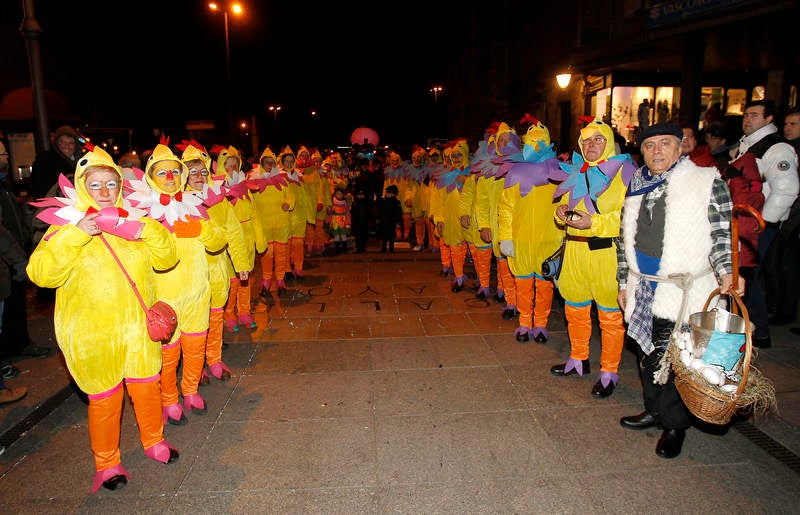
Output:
top-left (208, 2), bottom-right (243, 142)
top-left (431, 85), bottom-right (443, 111)
top-left (268, 105), bottom-right (282, 128)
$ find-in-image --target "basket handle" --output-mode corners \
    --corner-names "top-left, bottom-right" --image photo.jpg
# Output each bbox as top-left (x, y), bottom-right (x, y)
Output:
top-left (702, 287), bottom-right (752, 402)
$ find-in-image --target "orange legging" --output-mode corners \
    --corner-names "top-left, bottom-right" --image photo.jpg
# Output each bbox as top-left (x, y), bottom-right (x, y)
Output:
top-left (414, 217), bottom-right (426, 246)
top-left (564, 304), bottom-right (625, 373)
top-left (496, 257), bottom-right (516, 307)
top-left (224, 277), bottom-right (253, 322)
top-left (468, 244), bottom-right (492, 289)
top-left (290, 236), bottom-right (304, 273)
top-left (206, 308), bottom-right (224, 366)
top-left (260, 242), bottom-right (288, 281)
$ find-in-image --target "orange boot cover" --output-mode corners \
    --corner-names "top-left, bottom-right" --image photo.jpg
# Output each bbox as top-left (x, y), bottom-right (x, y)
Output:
top-left (305, 223), bottom-right (315, 250)
top-left (497, 258), bottom-right (517, 307)
top-left (402, 213), bottom-right (412, 240)
top-left (274, 242), bottom-right (289, 281)
top-left (125, 377), bottom-right (164, 450)
top-left (206, 308), bottom-right (224, 367)
top-left (180, 332), bottom-right (208, 397)
top-left (515, 276), bottom-right (534, 328)
top-left (564, 303), bottom-right (592, 361)
top-left (238, 279), bottom-right (253, 317)
top-left (224, 277), bottom-right (240, 322)
top-left (414, 218), bottom-right (426, 246)
top-left (440, 242), bottom-right (452, 268)
top-left (451, 242), bottom-right (467, 278)
top-left (160, 339), bottom-right (182, 405)
top-left (426, 218), bottom-right (438, 248)
top-left (260, 244), bottom-right (275, 280)
top-left (290, 237), bottom-right (305, 273)
top-left (472, 245), bottom-right (493, 289)
top-left (533, 277), bottom-right (555, 328)
top-left (87, 383), bottom-right (125, 471)
top-left (313, 222), bottom-right (327, 252)
top-left (597, 308), bottom-right (625, 373)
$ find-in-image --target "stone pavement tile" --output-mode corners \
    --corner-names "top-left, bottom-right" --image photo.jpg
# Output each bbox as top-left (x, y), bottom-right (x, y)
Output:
top-left (396, 296), bottom-right (455, 315)
top-left (391, 281), bottom-right (438, 298)
top-left (367, 314), bottom-right (426, 338)
top-left (582, 467), bottom-right (795, 513)
top-left (505, 362), bottom-right (608, 408)
top-left (339, 295), bottom-right (398, 316)
top-left (248, 339), bottom-right (372, 374)
top-left (220, 372), bottom-right (374, 420)
top-left (182, 418), bottom-right (376, 491)
top-left (468, 310), bottom-right (520, 333)
top-left (419, 313), bottom-right (479, 336)
top-left (257, 317), bottom-right (319, 341)
top-left (371, 335), bottom-right (498, 370)
top-left (372, 366), bottom-right (523, 416)
top-left (377, 476), bottom-right (597, 513)
top-left (752, 357), bottom-right (800, 392)
top-left (318, 317), bottom-right (372, 339)
top-left (374, 411), bottom-right (561, 484)
top-left (167, 488), bottom-right (378, 514)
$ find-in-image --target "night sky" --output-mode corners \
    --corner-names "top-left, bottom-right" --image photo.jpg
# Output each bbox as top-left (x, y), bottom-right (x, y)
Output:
top-left (23, 1), bottom-right (464, 152)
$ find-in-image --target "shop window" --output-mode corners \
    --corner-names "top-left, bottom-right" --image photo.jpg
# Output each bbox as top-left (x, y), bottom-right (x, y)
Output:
top-left (788, 85), bottom-right (797, 109)
top-left (653, 86), bottom-right (680, 125)
top-left (726, 89), bottom-right (747, 115)
top-left (751, 86), bottom-right (765, 101)
top-left (610, 86), bottom-right (653, 145)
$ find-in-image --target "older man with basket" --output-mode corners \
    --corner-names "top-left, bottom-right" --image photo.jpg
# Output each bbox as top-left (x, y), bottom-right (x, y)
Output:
top-left (616, 123), bottom-right (744, 459)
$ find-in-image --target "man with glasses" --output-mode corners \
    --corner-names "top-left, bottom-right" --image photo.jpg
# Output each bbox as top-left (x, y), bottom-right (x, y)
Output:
top-left (617, 122), bottom-right (742, 459)
top-left (548, 118), bottom-right (637, 398)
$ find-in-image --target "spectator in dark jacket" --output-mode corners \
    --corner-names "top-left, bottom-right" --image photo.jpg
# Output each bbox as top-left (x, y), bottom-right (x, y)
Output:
top-left (29, 125), bottom-right (81, 200)
top-left (377, 185), bottom-right (402, 253)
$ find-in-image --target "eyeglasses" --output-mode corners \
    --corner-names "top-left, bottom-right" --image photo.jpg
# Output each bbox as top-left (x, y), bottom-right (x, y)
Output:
top-left (581, 136), bottom-right (606, 146)
top-left (86, 180), bottom-right (120, 191)
top-left (188, 169), bottom-right (209, 176)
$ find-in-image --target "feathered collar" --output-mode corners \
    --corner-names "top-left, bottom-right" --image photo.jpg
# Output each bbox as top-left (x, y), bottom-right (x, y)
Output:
top-left (186, 175), bottom-right (227, 208)
top-left (549, 152), bottom-right (636, 214)
top-left (30, 174), bottom-right (147, 236)
top-left (436, 166), bottom-right (470, 192)
top-left (125, 175), bottom-right (207, 229)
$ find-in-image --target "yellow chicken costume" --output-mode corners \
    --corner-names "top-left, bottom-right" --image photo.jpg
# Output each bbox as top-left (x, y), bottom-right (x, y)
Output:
top-left (547, 118), bottom-right (637, 398)
top-left (214, 146), bottom-right (266, 332)
top-left (248, 146), bottom-right (295, 294)
top-left (181, 144), bottom-right (251, 384)
top-left (299, 147), bottom-right (325, 256)
top-left (281, 146), bottom-right (314, 277)
top-left (431, 139), bottom-right (471, 291)
top-left (497, 119), bottom-right (562, 342)
top-left (128, 142), bottom-right (227, 424)
top-left (27, 145), bottom-right (180, 493)
top-left (408, 146), bottom-right (429, 250)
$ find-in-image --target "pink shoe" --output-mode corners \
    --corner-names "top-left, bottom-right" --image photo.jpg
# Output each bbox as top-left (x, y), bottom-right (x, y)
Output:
top-left (209, 361), bottom-right (232, 381)
top-left (225, 318), bottom-right (239, 332)
top-left (261, 279), bottom-right (272, 297)
top-left (162, 402), bottom-right (188, 426)
top-left (183, 393), bottom-right (207, 415)
top-left (90, 464), bottom-right (131, 494)
top-left (144, 440), bottom-right (180, 464)
top-left (293, 269), bottom-right (304, 278)
top-left (238, 313), bottom-right (256, 329)
top-left (277, 279), bottom-right (287, 295)
top-left (199, 368), bottom-right (210, 387)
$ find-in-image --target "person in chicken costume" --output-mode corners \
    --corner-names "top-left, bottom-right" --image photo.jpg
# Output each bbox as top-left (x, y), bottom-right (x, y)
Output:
top-left (498, 118), bottom-right (563, 342)
top-left (127, 140), bottom-right (227, 424)
top-left (27, 145), bottom-right (180, 493)
top-left (425, 147), bottom-right (445, 253)
top-left (180, 143), bottom-right (251, 384)
top-left (212, 145), bottom-right (266, 332)
top-left (248, 146), bottom-right (294, 295)
top-left (408, 146), bottom-right (429, 251)
top-left (299, 147), bottom-right (325, 258)
top-left (547, 118), bottom-right (637, 398)
top-left (431, 139), bottom-right (471, 291)
top-left (281, 146), bottom-right (314, 276)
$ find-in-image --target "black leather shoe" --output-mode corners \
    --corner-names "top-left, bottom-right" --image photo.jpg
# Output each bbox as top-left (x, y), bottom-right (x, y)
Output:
top-left (451, 283), bottom-right (464, 293)
top-left (102, 474), bottom-right (128, 491)
top-left (550, 359), bottom-right (590, 376)
top-left (656, 428), bottom-right (686, 459)
top-left (475, 291), bottom-right (487, 301)
top-left (620, 411), bottom-right (658, 430)
top-left (591, 379), bottom-right (615, 398)
top-left (516, 332), bottom-right (530, 343)
top-left (501, 308), bottom-right (517, 320)
top-left (533, 333), bottom-right (547, 344)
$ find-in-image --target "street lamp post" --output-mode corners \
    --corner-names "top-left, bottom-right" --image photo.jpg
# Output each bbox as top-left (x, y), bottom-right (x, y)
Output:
top-left (431, 85), bottom-right (443, 135)
top-left (208, 2), bottom-right (242, 143)
top-left (268, 105), bottom-right (282, 129)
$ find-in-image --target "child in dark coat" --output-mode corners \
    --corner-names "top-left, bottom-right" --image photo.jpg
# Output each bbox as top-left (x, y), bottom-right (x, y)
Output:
top-left (377, 184), bottom-right (402, 253)
top-left (350, 189), bottom-right (371, 253)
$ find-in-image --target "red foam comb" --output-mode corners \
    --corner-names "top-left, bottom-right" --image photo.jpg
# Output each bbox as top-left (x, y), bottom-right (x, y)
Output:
top-left (159, 134), bottom-right (170, 146)
top-left (578, 116), bottom-right (595, 125)
top-left (520, 113), bottom-right (540, 126)
top-left (211, 144), bottom-right (227, 154)
top-left (84, 141), bottom-right (96, 152)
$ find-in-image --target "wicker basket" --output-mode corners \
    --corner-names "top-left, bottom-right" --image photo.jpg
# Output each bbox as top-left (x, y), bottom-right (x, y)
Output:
top-left (672, 288), bottom-right (753, 425)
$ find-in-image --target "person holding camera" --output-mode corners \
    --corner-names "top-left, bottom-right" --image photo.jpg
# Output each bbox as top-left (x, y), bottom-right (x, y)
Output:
top-left (547, 118), bottom-right (637, 398)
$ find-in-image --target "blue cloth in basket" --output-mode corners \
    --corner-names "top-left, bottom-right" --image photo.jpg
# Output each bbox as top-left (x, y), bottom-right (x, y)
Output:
top-left (702, 330), bottom-right (745, 370)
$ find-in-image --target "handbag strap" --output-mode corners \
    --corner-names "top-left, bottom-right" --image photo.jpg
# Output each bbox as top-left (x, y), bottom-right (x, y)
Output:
top-left (98, 234), bottom-right (149, 313)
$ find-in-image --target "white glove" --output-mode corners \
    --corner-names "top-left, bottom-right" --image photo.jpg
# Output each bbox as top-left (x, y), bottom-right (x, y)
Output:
top-left (499, 240), bottom-right (514, 257)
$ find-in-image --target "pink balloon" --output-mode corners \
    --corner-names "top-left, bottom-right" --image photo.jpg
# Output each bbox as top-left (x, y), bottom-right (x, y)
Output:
top-left (350, 127), bottom-right (379, 146)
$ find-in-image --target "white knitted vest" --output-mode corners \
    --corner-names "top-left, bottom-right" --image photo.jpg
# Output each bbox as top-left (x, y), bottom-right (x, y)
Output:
top-left (622, 160), bottom-right (721, 322)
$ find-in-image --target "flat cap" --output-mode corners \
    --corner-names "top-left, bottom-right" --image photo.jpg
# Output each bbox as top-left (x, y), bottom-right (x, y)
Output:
top-left (640, 123), bottom-right (683, 142)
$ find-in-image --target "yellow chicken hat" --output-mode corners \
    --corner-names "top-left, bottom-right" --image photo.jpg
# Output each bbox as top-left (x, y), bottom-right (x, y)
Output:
top-left (278, 145), bottom-right (296, 172)
top-left (145, 140), bottom-right (188, 195)
top-left (450, 139), bottom-right (470, 169)
top-left (180, 144), bottom-right (213, 184)
top-left (74, 144), bottom-right (123, 212)
top-left (578, 117), bottom-right (616, 164)
top-left (215, 145), bottom-right (242, 179)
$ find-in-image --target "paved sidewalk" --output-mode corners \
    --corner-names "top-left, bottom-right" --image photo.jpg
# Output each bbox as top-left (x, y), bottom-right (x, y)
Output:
top-left (1, 241), bottom-right (799, 513)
